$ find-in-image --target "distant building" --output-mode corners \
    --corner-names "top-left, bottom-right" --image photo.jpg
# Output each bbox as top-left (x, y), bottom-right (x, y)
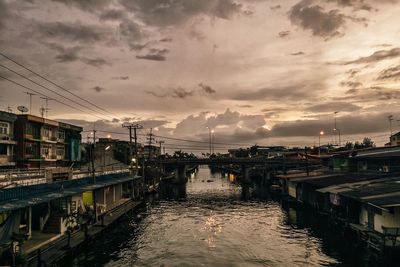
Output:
top-left (389, 132), bottom-right (400, 146)
top-left (143, 144), bottom-right (160, 159)
top-left (0, 111), bottom-right (17, 168)
top-left (14, 114), bottom-right (82, 168)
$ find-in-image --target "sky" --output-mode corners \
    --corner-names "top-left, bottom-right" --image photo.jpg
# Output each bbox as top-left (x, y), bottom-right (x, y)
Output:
top-left (1, 0), bottom-right (400, 152)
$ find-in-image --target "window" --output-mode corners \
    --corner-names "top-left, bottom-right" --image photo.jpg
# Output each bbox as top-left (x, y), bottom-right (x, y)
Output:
top-left (57, 146), bottom-right (64, 156)
top-left (41, 144), bottom-right (51, 156)
top-left (58, 130), bottom-right (65, 140)
top-left (0, 144), bottom-right (7, 155)
top-left (42, 127), bottom-right (49, 138)
top-left (25, 143), bottom-right (38, 155)
top-left (0, 122), bottom-right (9, 135)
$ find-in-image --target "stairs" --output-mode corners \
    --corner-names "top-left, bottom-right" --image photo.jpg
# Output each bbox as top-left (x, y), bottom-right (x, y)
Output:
top-left (43, 214), bottom-right (62, 233)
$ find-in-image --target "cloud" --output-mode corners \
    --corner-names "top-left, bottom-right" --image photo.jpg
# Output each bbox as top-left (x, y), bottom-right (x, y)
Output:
top-left (118, 0), bottom-right (244, 27)
top-left (92, 86), bottom-right (104, 93)
top-left (377, 64), bottom-right (400, 81)
top-left (52, 0), bottom-right (111, 12)
top-left (230, 82), bottom-right (323, 101)
top-left (339, 80), bottom-right (363, 88)
top-left (270, 5), bottom-right (282, 11)
top-left (198, 83), bottom-right (216, 94)
top-left (82, 58), bottom-right (111, 67)
top-left (328, 0), bottom-right (372, 11)
top-left (145, 88), bottom-right (194, 99)
top-left (305, 101), bottom-right (361, 112)
top-left (99, 9), bottom-right (126, 20)
top-left (291, 51), bottom-right (305, 56)
top-left (112, 76), bottom-right (129, 80)
top-left (278, 30), bottom-right (290, 38)
top-left (44, 43), bottom-right (83, 62)
top-left (288, 0), bottom-right (346, 39)
top-left (237, 104), bottom-right (253, 108)
top-left (119, 19), bottom-right (145, 48)
top-left (343, 48), bottom-right (400, 65)
top-left (136, 48), bottom-right (169, 61)
top-left (159, 37), bottom-right (173, 42)
top-left (0, 0), bottom-right (9, 30)
top-left (39, 21), bottom-right (108, 43)
top-left (270, 112), bottom-right (390, 137)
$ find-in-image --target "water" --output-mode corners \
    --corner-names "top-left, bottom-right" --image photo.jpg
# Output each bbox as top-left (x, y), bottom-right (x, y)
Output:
top-left (66, 168), bottom-right (376, 266)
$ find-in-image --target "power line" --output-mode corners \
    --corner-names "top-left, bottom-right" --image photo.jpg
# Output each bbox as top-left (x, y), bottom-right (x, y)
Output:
top-left (0, 52), bottom-right (121, 120)
top-left (0, 63), bottom-right (115, 121)
top-left (0, 75), bottom-right (107, 120)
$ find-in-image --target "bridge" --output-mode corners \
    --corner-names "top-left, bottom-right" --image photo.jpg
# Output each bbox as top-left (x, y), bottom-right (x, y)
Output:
top-left (152, 157), bottom-right (321, 184)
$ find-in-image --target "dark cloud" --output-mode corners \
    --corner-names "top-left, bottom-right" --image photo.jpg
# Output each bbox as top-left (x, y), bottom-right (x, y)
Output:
top-left (343, 48), bottom-right (400, 65)
top-left (278, 30), bottom-right (290, 38)
top-left (99, 9), bottom-right (126, 20)
top-left (118, 0), bottom-right (244, 27)
top-left (172, 88), bottom-right (193, 99)
top-left (92, 86), bottom-right (104, 93)
top-left (145, 88), bottom-right (194, 99)
top-left (289, 0), bottom-right (346, 39)
top-left (82, 58), bottom-right (111, 67)
top-left (377, 64), bottom-right (400, 81)
top-left (270, 5), bottom-right (281, 11)
top-left (44, 43), bottom-right (83, 62)
top-left (305, 101), bottom-right (361, 112)
top-left (328, 0), bottom-right (372, 11)
top-left (159, 37), bottom-right (173, 42)
top-left (119, 19), bottom-right (144, 48)
top-left (338, 86), bottom-right (400, 102)
top-left (52, 0), bottom-right (111, 12)
top-left (339, 80), bottom-right (363, 88)
top-left (39, 21), bottom-right (108, 43)
top-left (112, 76), bottom-right (129, 80)
top-left (237, 104), bottom-right (253, 108)
top-left (0, 0), bottom-right (8, 30)
top-left (198, 83), bottom-right (216, 94)
top-left (136, 48), bottom-right (169, 61)
top-left (291, 51), bottom-right (305, 56)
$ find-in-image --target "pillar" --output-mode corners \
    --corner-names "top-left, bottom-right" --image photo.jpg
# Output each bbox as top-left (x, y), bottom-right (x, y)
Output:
top-left (27, 206), bottom-right (32, 239)
top-left (174, 165), bottom-right (187, 184)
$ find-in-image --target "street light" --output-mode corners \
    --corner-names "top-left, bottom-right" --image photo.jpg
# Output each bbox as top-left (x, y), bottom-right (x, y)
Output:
top-left (103, 145), bottom-right (111, 170)
top-left (319, 130), bottom-right (324, 156)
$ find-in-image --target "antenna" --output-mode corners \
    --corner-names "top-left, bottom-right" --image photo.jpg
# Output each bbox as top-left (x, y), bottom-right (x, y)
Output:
top-left (25, 92), bottom-right (35, 115)
top-left (388, 115), bottom-right (394, 136)
top-left (40, 96), bottom-right (52, 118)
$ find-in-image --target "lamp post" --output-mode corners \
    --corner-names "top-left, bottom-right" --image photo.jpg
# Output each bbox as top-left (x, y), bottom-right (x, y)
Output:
top-left (319, 130), bottom-right (324, 156)
top-left (103, 145), bottom-right (110, 171)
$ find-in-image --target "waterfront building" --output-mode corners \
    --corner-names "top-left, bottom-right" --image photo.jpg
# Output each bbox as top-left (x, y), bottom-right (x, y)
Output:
top-left (0, 111), bottom-right (17, 168)
top-left (389, 132), bottom-right (400, 146)
top-left (143, 144), bottom-right (160, 159)
top-left (14, 114), bottom-right (82, 168)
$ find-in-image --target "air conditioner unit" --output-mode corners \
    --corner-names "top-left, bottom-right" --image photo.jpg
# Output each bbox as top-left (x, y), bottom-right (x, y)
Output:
top-left (2, 136), bottom-right (10, 141)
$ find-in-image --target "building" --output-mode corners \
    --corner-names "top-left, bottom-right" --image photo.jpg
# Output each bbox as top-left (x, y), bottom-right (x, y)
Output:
top-left (389, 132), bottom-right (400, 146)
top-left (0, 111), bottom-right (17, 168)
top-left (14, 114), bottom-right (82, 168)
top-left (143, 144), bottom-right (160, 159)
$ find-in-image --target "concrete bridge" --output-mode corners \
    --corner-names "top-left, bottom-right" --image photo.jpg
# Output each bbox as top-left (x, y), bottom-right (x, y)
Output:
top-left (152, 157), bottom-right (321, 184)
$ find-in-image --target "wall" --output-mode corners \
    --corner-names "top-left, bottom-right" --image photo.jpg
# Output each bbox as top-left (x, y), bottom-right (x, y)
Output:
top-left (374, 207), bottom-right (400, 233)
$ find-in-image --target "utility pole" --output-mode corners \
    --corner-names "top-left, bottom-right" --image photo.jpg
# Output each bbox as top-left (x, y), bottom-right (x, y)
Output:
top-left (388, 115), bottom-right (394, 137)
top-left (147, 128), bottom-right (155, 160)
top-left (122, 123), bottom-right (143, 175)
top-left (157, 140), bottom-right (165, 156)
top-left (25, 92), bottom-right (35, 115)
top-left (40, 97), bottom-right (52, 119)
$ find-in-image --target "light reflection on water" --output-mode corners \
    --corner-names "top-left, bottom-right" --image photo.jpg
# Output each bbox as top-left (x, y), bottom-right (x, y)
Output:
top-left (101, 168), bottom-right (340, 267)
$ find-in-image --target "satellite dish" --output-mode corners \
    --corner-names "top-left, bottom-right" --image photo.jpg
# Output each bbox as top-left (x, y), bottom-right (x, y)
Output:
top-left (17, 105), bottom-right (29, 114)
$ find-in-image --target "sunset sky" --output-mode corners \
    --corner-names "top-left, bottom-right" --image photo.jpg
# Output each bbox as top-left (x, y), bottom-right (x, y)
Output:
top-left (1, 0), bottom-right (400, 150)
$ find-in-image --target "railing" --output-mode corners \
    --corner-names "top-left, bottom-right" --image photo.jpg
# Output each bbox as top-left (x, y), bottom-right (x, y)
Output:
top-left (0, 165), bottom-right (130, 188)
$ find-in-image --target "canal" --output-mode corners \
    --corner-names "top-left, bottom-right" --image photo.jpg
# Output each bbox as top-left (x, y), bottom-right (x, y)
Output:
top-left (65, 167), bottom-right (379, 266)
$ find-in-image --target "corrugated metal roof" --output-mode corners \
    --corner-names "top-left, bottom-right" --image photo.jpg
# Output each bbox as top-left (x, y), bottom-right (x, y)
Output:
top-left (0, 173), bottom-right (135, 212)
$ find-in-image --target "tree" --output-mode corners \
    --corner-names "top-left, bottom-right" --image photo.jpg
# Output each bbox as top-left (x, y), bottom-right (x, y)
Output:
top-left (362, 137), bottom-right (375, 148)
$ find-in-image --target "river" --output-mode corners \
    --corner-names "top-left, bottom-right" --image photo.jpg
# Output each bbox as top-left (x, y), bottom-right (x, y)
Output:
top-left (66, 167), bottom-right (380, 266)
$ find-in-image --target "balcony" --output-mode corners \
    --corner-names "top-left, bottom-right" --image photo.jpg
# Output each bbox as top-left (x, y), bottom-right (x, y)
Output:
top-left (0, 135), bottom-right (16, 145)
top-left (0, 155), bottom-right (15, 166)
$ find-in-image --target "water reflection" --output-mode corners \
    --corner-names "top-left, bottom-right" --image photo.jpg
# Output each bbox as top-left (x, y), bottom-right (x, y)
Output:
top-left (67, 167), bottom-right (384, 267)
